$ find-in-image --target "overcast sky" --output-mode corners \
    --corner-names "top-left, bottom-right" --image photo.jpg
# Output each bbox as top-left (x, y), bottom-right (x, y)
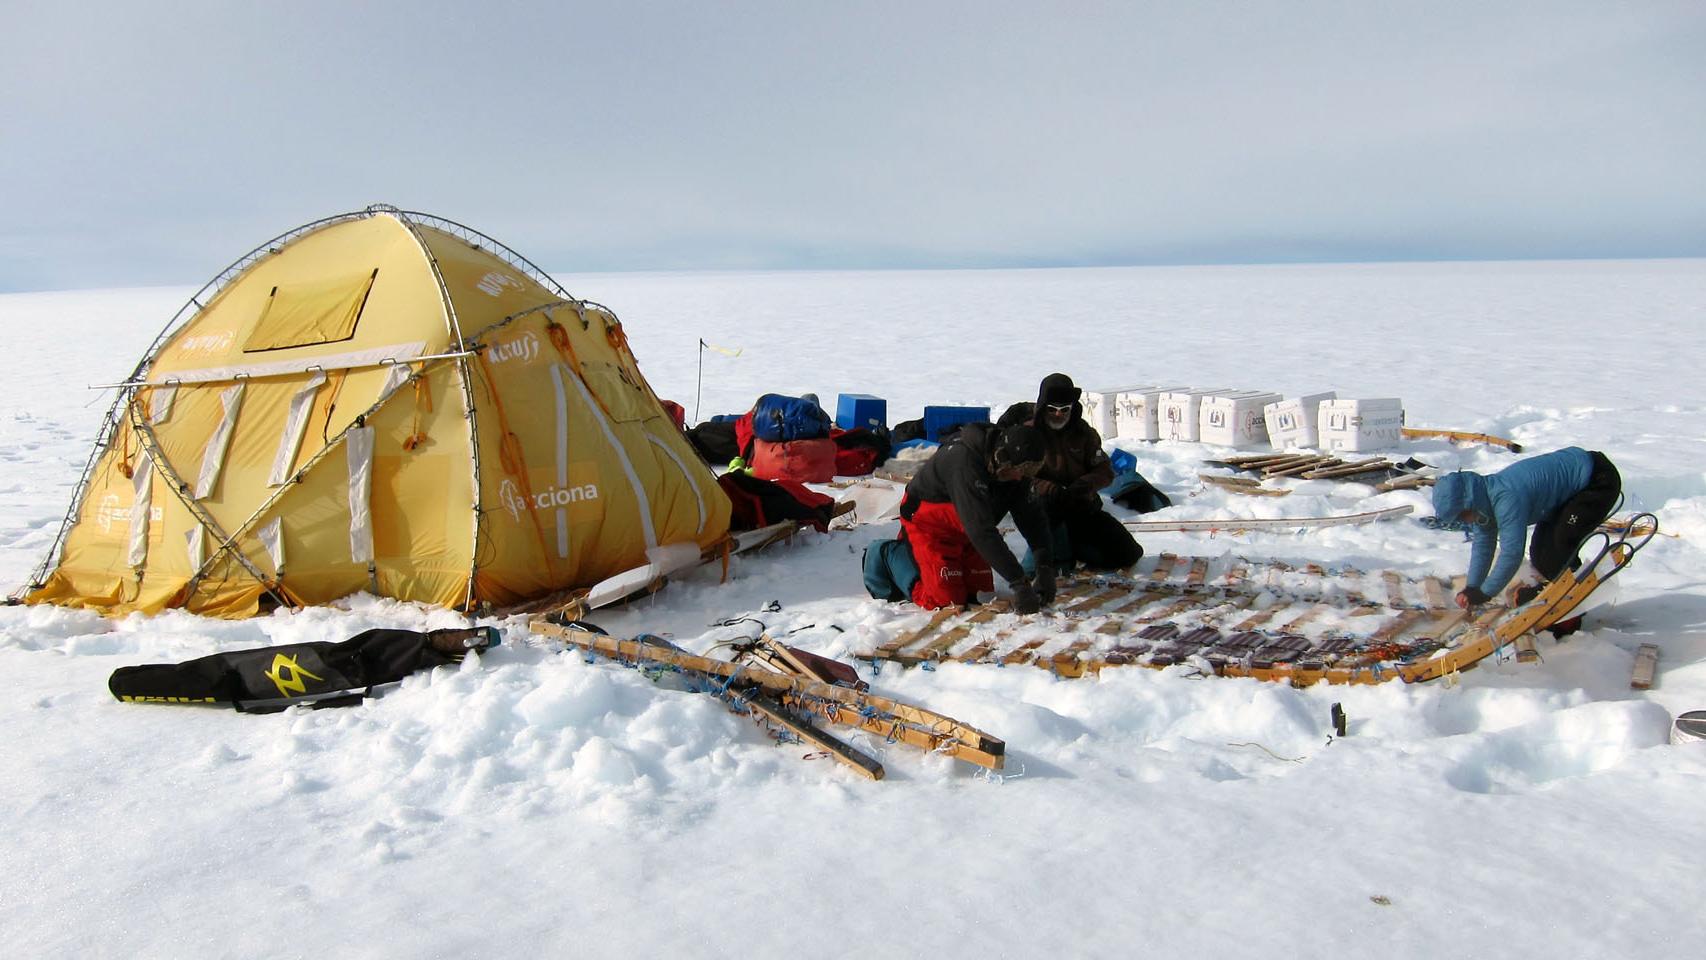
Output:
top-left (2, 1), bottom-right (1703, 292)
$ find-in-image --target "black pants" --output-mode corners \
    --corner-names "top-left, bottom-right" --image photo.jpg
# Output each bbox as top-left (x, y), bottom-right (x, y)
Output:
top-left (1065, 508), bottom-right (1143, 569)
top-left (1530, 451), bottom-right (1621, 581)
top-left (1023, 503), bottom-right (1144, 573)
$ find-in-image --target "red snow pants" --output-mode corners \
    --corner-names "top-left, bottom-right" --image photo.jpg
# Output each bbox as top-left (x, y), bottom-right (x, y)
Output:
top-left (899, 498), bottom-right (993, 609)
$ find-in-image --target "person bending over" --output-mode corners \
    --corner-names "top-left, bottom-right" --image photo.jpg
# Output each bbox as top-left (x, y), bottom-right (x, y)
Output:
top-left (1431, 446), bottom-right (1621, 625)
top-left (863, 422), bottom-right (1057, 614)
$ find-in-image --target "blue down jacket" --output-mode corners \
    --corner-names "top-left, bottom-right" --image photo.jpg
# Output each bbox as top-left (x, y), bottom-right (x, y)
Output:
top-left (1431, 447), bottom-right (1594, 597)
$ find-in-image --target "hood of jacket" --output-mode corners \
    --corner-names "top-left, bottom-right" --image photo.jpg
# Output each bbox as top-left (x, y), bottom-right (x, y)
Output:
top-left (955, 420), bottom-right (997, 466)
top-left (1032, 372), bottom-right (1084, 428)
top-left (1432, 470), bottom-right (1494, 527)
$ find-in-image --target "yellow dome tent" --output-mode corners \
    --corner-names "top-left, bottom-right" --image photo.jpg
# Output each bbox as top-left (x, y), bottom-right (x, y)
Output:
top-left (24, 205), bottom-right (730, 617)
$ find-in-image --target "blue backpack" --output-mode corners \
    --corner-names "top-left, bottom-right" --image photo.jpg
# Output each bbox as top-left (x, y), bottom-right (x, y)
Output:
top-left (751, 393), bottom-right (832, 443)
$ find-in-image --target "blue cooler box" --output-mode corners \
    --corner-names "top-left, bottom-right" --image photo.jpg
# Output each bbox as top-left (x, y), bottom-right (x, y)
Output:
top-left (836, 393), bottom-right (887, 431)
top-left (923, 404), bottom-right (990, 442)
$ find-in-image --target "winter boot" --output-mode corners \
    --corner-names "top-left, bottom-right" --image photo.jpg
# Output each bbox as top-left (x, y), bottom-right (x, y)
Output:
top-left (427, 626), bottom-right (500, 658)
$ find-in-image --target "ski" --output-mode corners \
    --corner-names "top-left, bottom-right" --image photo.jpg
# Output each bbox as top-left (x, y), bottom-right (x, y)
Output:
top-left (1121, 504), bottom-right (1413, 533)
top-left (1401, 427), bottom-right (1522, 452)
top-left (501, 506), bottom-right (853, 618)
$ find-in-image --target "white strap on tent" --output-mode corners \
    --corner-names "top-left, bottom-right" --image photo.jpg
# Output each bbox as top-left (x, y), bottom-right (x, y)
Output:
top-left (346, 426), bottom-right (375, 564)
top-left (550, 360), bottom-right (572, 559)
top-left (645, 434), bottom-right (707, 534)
top-left (256, 517), bottom-right (286, 573)
top-left (149, 385), bottom-right (177, 424)
top-left (195, 382), bottom-right (246, 499)
top-left (269, 371), bottom-right (326, 486)
top-left (379, 362), bottom-right (411, 398)
top-left (552, 363), bottom-right (657, 549)
top-left (127, 454), bottom-right (153, 567)
top-left (151, 341), bottom-right (428, 385)
top-left (185, 524), bottom-right (205, 571)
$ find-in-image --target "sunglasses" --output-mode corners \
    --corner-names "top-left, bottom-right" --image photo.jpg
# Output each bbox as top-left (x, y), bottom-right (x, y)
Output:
top-left (1044, 403), bottom-right (1074, 413)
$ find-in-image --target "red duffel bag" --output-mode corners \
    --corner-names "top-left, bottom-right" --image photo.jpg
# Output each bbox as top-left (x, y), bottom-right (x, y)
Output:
top-left (750, 437), bottom-right (838, 483)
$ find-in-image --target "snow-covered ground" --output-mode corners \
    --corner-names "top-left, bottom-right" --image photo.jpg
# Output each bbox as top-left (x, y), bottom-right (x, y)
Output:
top-left (3, 259), bottom-right (1704, 959)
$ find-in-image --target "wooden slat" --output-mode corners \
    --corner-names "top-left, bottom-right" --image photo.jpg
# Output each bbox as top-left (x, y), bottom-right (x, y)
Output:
top-left (1232, 601), bottom-right (1288, 632)
top-left (1301, 457), bottom-right (1389, 479)
top-left (913, 601), bottom-right (1010, 662)
top-left (1047, 637), bottom-right (1097, 677)
top-left (1383, 571), bottom-right (1406, 608)
top-left (1376, 475), bottom-right (1435, 493)
top-left (1201, 474), bottom-right (1292, 496)
top-left (1061, 583), bottom-right (1131, 615)
top-left (1199, 472), bottom-right (1263, 486)
top-left (1631, 643), bottom-right (1659, 690)
top-left (1000, 637), bottom-right (1048, 665)
top-left (1368, 610), bottom-right (1427, 643)
top-left (1185, 558), bottom-right (1212, 587)
top-left (875, 605), bottom-right (964, 660)
top-left (1267, 456), bottom-right (1341, 478)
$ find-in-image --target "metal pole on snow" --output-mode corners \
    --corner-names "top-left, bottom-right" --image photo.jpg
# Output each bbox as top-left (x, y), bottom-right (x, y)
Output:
top-left (695, 338), bottom-right (706, 424)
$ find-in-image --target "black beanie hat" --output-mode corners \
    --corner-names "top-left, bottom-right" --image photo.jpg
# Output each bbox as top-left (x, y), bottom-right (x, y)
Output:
top-left (1038, 372), bottom-right (1081, 407)
top-left (993, 424), bottom-right (1047, 467)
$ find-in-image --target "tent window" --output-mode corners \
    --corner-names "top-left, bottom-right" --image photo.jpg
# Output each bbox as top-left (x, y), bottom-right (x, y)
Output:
top-left (243, 269), bottom-right (378, 353)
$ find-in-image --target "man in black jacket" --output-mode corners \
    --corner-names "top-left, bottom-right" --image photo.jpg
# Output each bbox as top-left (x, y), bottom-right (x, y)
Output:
top-left (1001, 373), bottom-right (1142, 572)
top-left (894, 422), bottom-right (1056, 613)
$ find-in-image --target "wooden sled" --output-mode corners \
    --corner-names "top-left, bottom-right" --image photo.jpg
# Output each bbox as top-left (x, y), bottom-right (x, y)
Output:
top-left (858, 515), bottom-right (1656, 687)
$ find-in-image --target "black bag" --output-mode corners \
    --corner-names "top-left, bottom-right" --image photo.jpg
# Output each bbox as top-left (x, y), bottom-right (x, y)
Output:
top-left (108, 628), bottom-right (490, 712)
top-left (716, 472), bottom-right (836, 532)
top-left (686, 420), bottom-right (742, 465)
top-left (1107, 472), bottom-right (1172, 514)
top-left (891, 417), bottom-right (926, 444)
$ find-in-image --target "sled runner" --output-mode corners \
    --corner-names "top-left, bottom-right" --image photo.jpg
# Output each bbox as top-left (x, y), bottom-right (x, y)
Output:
top-left (532, 618), bottom-right (1005, 772)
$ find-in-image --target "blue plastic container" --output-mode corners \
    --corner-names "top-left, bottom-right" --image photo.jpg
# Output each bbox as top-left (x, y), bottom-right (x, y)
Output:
top-left (922, 404), bottom-right (991, 442)
top-left (836, 393), bottom-right (888, 431)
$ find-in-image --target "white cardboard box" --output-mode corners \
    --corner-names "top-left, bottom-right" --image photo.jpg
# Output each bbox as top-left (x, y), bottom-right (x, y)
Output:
top-left (1158, 388), bottom-right (1233, 442)
top-left (1199, 390), bottom-right (1283, 448)
top-left (1318, 398), bottom-right (1405, 452)
top-left (1081, 384), bottom-right (1152, 440)
top-left (1114, 385), bottom-right (1190, 441)
top-left (1263, 391), bottom-right (1337, 449)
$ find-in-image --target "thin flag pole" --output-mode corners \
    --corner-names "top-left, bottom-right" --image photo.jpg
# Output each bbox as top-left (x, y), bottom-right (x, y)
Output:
top-left (695, 338), bottom-right (705, 424)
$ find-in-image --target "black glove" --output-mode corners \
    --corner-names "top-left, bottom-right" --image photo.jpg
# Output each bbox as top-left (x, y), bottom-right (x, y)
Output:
top-left (1035, 564), bottom-right (1057, 606)
top-left (1457, 587), bottom-right (1489, 609)
top-left (1012, 581), bottom-right (1041, 615)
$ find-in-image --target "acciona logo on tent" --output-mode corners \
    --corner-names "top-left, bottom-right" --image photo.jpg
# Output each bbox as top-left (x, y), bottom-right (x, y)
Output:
top-left (499, 478), bottom-right (600, 523)
top-left (178, 332), bottom-right (234, 355)
top-left (95, 494), bottom-right (161, 534)
top-left (476, 271), bottom-right (524, 297)
top-left (487, 331), bottom-right (539, 365)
